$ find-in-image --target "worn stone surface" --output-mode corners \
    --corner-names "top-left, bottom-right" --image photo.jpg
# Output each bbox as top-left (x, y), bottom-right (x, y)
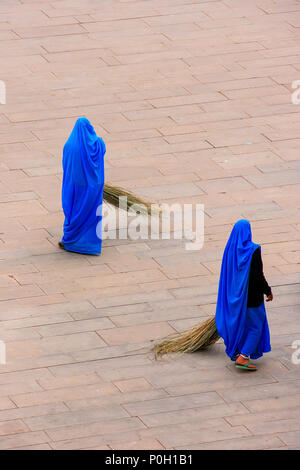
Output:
top-left (0, 0), bottom-right (299, 450)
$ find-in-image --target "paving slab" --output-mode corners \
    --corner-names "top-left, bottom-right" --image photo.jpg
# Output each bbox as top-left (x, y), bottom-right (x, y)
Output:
top-left (0, 0), bottom-right (299, 450)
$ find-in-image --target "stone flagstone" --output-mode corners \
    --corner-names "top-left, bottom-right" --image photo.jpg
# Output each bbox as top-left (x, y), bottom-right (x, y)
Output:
top-left (0, 0), bottom-right (299, 451)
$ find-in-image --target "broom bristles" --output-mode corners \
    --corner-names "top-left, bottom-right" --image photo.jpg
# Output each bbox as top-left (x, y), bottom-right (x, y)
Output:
top-left (103, 183), bottom-right (153, 214)
top-left (153, 316), bottom-right (220, 359)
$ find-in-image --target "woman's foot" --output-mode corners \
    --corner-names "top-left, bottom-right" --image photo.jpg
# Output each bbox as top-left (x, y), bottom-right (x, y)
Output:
top-left (235, 354), bottom-right (257, 370)
top-left (58, 241), bottom-right (65, 250)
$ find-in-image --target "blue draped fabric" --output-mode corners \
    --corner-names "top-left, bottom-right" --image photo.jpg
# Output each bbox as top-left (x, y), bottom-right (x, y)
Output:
top-left (61, 117), bottom-right (106, 255)
top-left (215, 219), bottom-right (271, 360)
top-left (240, 302), bottom-right (271, 359)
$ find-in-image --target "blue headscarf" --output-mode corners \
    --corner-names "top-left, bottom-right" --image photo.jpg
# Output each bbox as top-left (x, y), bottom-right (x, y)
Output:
top-left (61, 117), bottom-right (106, 255)
top-left (215, 219), bottom-right (260, 360)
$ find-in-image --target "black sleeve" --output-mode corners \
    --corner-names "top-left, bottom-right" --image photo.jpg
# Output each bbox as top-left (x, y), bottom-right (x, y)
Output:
top-left (251, 248), bottom-right (272, 296)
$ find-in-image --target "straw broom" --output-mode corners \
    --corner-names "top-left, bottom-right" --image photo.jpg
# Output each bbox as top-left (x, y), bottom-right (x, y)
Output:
top-left (103, 183), bottom-right (153, 214)
top-left (153, 316), bottom-right (220, 359)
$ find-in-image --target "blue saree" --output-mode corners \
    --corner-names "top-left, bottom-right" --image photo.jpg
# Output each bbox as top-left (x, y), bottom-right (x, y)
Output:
top-left (215, 219), bottom-right (271, 360)
top-left (61, 117), bottom-right (106, 255)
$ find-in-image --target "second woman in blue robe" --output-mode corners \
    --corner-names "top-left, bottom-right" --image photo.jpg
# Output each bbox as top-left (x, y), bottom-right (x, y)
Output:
top-left (215, 219), bottom-right (273, 370)
top-left (60, 117), bottom-right (106, 255)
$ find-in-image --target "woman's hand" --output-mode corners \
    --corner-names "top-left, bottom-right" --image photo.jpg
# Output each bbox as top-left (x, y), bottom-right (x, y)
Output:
top-left (266, 293), bottom-right (273, 302)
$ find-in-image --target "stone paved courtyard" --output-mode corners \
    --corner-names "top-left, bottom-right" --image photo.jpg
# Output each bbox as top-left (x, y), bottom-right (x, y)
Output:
top-left (0, 0), bottom-right (300, 450)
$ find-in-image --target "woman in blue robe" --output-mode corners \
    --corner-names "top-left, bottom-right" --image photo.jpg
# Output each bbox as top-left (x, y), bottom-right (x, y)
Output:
top-left (59, 117), bottom-right (106, 255)
top-left (215, 219), bottom-right (273, 370)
